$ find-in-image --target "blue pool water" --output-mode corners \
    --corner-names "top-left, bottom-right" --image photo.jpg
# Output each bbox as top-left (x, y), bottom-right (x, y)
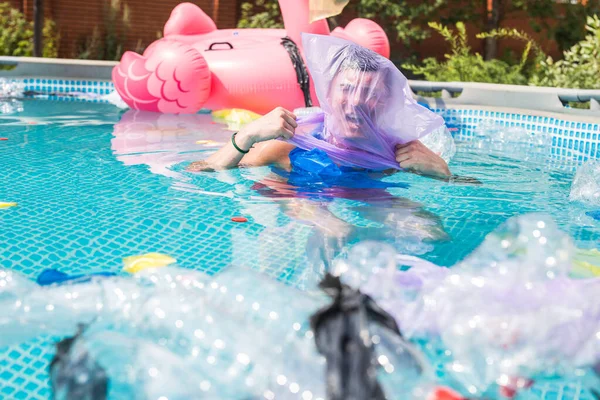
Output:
top-left (1, 99), bottom-right (600, 399)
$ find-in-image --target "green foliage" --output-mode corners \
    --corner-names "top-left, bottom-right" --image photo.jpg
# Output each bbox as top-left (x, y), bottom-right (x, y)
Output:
top-left (237, 0), bottom-right (442, 54)
top-left (403, 22), bottom-right (538, 85)
top-left (104, 0), bottom-right (130, 60)
top-left (531, 15), bottom-right (600, 89)
top-left (0, 2), bottom-right (60, 58)
top-left (0, 3), bottom-right (33, 57)
top-left (42, 19), bottom-right (60, 58)
top-left (348, 0), bottom-right (444, 46)
top-left (238, 0), bottom-right (283, 29)
top-left (477, 27), bottom-right (545, 76)
top-left (554, 0), bottom-right (600, 53)
top-left (76, 27), bottom-right (102, 60)
top-left (76, 0), bottom-right (131, 60)
top-left (435, 0), bottom-right (598, 60)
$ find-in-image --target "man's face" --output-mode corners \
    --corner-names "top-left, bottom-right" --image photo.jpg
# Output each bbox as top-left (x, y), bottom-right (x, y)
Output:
top-left (328, 68), bottom-right (387, 140)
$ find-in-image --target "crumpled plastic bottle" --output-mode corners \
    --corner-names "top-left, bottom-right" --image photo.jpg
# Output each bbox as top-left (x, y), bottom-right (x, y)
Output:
top-left (570, 160), bottom-right (600, 206)
top-left (419, 125), bottom-right (457, 163)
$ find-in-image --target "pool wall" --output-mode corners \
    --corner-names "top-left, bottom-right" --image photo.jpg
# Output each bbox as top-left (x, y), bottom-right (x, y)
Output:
top-left (1, 74), bottom-right (598, 163)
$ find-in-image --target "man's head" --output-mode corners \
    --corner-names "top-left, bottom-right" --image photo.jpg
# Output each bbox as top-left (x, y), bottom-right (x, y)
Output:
top-left (327, 45), bottom-right (389, 142)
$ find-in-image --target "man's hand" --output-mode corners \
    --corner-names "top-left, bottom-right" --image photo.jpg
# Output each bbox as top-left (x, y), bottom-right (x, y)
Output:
top-left (238, 107), bottom-right (297, 148)
top-left (395, 140), bottom-right (451, 178)
top-left (186, 107), bottom-right (297, 172)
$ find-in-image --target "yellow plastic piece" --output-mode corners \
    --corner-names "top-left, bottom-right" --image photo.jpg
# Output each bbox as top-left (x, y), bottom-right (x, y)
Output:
top-left (309, 0), bottom-right (350, 23)
top-left (195, 140), bottom-right (225, 146)
top-left (0, 202), bottom-right (17, 209)
top-left (571, 248), bottom-right (600, 278)
top-left (123, 253), bottom-right (177, 274)
top-left (212, 108), bottom-right (262, 131)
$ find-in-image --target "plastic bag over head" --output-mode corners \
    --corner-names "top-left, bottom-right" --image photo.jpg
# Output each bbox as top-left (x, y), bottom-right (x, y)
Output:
top-left (288, 33), bottom-right (445, 171)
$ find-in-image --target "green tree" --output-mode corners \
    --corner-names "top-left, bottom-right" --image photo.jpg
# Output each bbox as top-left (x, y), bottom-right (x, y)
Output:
top-left (553, 0), bottom-right (600, 53)
top-left (531, 14), bottom-right (600, 89)
top-left (238, 0), bottom-right (283, 29)
top-left (403, 22), bottom-right (542, 84)
top-left (237, 0), bottom-right (443, 58)
top-left (438, 0), bottom-right (600, 60)
top-left (345, 0), bottom-right (444, 46)
top-left (76, 0), bottom-right (131, 60)
top-left (0, 2), bottom-right (60, 58)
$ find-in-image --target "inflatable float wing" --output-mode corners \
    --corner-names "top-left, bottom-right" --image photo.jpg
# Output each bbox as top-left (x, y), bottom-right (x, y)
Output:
top-left (112, 0), bottom-right (390, 114)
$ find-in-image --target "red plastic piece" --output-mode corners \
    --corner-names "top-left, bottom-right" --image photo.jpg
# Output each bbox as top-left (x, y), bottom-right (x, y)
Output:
top-left (231, 217), bottom-right (248, 223)
top-left (0, 138), bottom-right (7, 141)
top-left (428, 387), bottom-right (466, 400)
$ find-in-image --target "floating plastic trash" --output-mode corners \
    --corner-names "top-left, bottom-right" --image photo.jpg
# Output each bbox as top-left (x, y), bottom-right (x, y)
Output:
top-left (0, 78), bottom-right (25, 98)
top-left (50, 324), bottom-right (109, 400)
top-left (587, 210), bottom-right (600, 221)
top-left (572, 248), bottom-right (600, 278)
top-left (122, 252), bottom-right (177, 273)
top-left (101, 90), bottom-right (129, 109)
top-left (471, 120), bottom-right (552, 163)
top-left (195, 139), bottom-right (224, 146)
top-left (419, 125), bottom-right (456, 163)
top-left (570, 160), bottom-right (600, 206)
top-left (37, 269), bottom-right (117, 286)
top-left (0, 201), bottom-right (17, 208)
top-left (2, 265), bottom-right (441, 400)
top-left (212, 108), bottom-right (262, 131)
top-left (0, 99), bottom-right (24, 114)
top-left (311, 273), bottom-right (412, 400)
top-left (331, 214), bottom-right (600, 396)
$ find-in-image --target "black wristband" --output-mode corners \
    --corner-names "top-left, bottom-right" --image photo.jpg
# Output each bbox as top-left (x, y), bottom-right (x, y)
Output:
top-left (231, 132), bottom-right (250, 154)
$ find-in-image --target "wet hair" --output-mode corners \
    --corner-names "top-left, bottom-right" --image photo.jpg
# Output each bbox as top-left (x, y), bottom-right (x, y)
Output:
top-left (337, 45), bottom-right (381, 72)
top-left (330, 44), bottom-right (390, 97)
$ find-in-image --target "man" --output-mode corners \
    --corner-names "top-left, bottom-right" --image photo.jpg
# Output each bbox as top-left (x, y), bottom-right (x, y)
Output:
top-left (187, 43), bottom-right (456, 273)
top-left (187, 45), bottom-right (451, 179)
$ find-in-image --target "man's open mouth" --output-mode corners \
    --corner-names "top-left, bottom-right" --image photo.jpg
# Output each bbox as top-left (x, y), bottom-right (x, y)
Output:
top-left (345, 114), bottom-right (362, 125)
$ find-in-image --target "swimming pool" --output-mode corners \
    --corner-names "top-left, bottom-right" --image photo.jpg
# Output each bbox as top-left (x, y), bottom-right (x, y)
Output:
top-left (1, 93), bottom-right (599, 399)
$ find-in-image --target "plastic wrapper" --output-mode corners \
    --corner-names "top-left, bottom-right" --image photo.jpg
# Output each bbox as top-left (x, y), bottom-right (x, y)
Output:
top-left (37, 268), bottom-right (116, 286)
top-left (570, 160), bottom-right (600, 206)
top-left (310, 273), bottom-right (424, 400)
top-left (101, 90), bottom-right (129, 109)
top-left (332, 214), bottom-right (600, 395)
top-left (50, 325), bottom-right (110, 400)
top-left (287, 34), bottom-right (445, 171)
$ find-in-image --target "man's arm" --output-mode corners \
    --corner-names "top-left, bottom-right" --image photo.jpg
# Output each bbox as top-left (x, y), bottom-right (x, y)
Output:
top-left (187, 107), bottom-right (297, 172)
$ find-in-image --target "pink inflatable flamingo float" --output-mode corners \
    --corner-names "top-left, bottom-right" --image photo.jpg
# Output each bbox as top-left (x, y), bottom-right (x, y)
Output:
top-left (112, 0), bottom-right (390, 114)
